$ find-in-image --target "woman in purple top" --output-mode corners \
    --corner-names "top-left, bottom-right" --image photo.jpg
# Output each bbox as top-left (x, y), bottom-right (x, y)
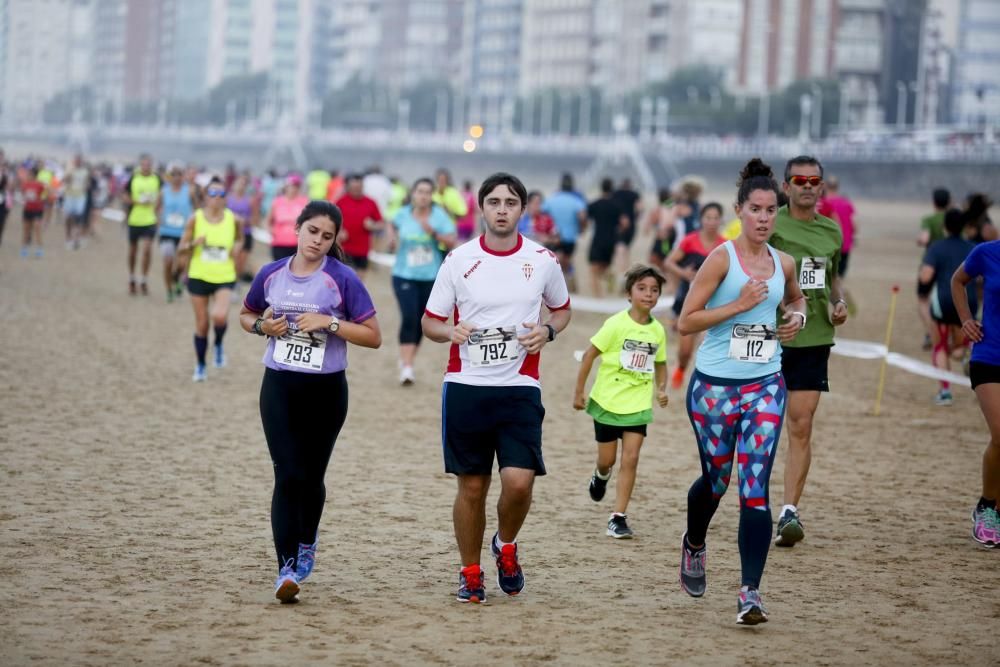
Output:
top-left (227, 175), bottom-right (256, 282)
top-left (239, 200), bottom-right (382, 603)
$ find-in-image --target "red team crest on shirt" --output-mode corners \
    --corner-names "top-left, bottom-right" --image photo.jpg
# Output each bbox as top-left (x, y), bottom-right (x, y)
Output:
top-left (522, 263), bottom-right (534, 281)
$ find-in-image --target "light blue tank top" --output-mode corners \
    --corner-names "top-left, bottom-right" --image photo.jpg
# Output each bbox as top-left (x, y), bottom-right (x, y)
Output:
top-left (695, 241), bottom-right (785, 379)
top-left (160, 184), bottom-right (193, 239)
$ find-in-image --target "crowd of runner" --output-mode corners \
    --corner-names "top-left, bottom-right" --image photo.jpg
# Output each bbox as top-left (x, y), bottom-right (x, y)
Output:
top-left (2, 146), bottom-right (996, 621)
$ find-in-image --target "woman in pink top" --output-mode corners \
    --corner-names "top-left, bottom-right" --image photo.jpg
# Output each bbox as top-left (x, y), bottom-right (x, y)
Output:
top-left (817, 176), bottom-right (855, 277)
top-left (268, 175), bottom-right (310, 260)
top-left (455, 180), bottom-right (478, 241)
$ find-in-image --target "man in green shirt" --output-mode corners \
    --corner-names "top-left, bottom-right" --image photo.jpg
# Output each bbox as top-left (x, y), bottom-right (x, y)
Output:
top-left (916, 188), bottom-right (950, 350)
top-left (768, 155), bottom-right (849, 548)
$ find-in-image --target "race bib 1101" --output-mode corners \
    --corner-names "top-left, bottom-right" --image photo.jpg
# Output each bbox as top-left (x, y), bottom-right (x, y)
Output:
top-left (728, 323), bottom-right (777, 363)
top-left (467, 326), bottom-right (519, 367)
top-left (620, 339), bottom-right (657, 373)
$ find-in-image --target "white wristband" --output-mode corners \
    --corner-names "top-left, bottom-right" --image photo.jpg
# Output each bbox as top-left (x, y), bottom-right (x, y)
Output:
top-left (792, 311), bottom-right (807, 328)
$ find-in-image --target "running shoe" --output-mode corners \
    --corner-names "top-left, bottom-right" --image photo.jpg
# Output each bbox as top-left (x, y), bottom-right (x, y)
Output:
top-left (607, 513), bottom-right (634, 539)
top-left (456, 564), bottom-right (486, 603)
top-left (491, 533), bottom-right (525, 596)
top-left (213, 344), bottom-right (226, 369)
top-left (399, 365), bottom-right (415, 386)
top-left (34, 247), bottom-right (43, 259)
top-left (274, 559), bottom-right (300, 603)
top-left (140, 282), bottom-right (149, 296)
top-left (971, 506), bottom-right (1000, 548)
top-left (934, 389), bottom-right (953, 406)
top-left (588, 470), bottom-right (608, 502)
top-left (129, 279), bottom-right (137, 295)
top-left (775, 508), bottom-right (804, 547)
top-left (296, 541), bottom-right (317, 581)
top-left (922, 334), bottom-right (933, 351)
top-left (192, 364), bottom-right (207, 382)
top-left (736, 587), bottom-right (768, 625)
top-left (670, 366), bottom-right (685, 390)
top-left (20, 246), bottom-right (29, 258)
top-left (679, 533), bottom-right (707, 597)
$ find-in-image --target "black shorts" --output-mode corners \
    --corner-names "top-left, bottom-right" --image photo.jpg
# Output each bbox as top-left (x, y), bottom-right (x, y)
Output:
top-left (554, 241), bottom-right (576, 258)
top-left (187, 278), bottom-right (236, 296)
top-left (594, 421), bottom-right (647, 443)
top-left (442, 382), bottom-right (546, 475)
top-left (588, 241), bottom-right (615, 265)
top-left (345, 253), bottom-right (369, 270)
top-left (242, 233), bottom-right (254, 252)
top-left (838, 251), bottom-right (850, 277)
top-left (917, 278), bottom-right (933, 298)
top-left (23, 210), bottom-right (43, 222)
top-left (970, 361), bottom-right (1000, 389)
top-left (781, 344), bottom-right (832, 392)
top-left (617, 223), bottom-right (636, 246)
top-left (650, 236), bottom-right (669, 262)
top-left (128, 225), bottom-right (156, 243)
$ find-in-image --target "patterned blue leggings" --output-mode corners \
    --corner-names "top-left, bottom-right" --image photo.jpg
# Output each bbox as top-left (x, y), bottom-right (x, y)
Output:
top-left (685, 370), bottom-right (786, 588)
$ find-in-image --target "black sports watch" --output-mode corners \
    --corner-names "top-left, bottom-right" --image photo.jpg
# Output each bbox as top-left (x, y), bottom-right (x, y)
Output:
top-left (544, 324), bottom-right (557, 342)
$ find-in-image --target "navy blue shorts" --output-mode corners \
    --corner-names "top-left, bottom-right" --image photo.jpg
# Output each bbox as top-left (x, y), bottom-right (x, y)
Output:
top-left (442, 382), bottom-right (546, 475)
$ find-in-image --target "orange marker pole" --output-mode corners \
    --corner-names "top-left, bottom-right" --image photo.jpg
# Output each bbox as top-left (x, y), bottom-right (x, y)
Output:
top-left (873, 285), bottom-right (900, 416)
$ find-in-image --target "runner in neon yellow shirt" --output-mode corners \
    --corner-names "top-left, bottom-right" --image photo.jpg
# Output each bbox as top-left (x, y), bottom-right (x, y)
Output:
top-left (574, 264), bottom-right (669, 539)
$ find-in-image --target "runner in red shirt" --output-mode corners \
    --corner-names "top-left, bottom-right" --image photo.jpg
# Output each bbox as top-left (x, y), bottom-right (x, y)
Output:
top-left (20, 167), bottom-right (47, 258)
top-left (334, 173), bottom-right (384, 279)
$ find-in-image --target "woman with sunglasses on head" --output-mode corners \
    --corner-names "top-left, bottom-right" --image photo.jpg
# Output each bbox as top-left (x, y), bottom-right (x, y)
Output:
top-left (239, 200), bottom-right (382, 603)
top-left (387, 177), bottom-right (457, 385)
top-left (677, 158), bottom-right (806, 625)
top-left (178, 177), bottom-right (244, 382)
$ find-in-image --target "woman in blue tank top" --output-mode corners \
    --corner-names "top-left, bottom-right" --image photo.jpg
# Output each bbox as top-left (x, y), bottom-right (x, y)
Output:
top-left (675, 158), bottom-right (807, 625)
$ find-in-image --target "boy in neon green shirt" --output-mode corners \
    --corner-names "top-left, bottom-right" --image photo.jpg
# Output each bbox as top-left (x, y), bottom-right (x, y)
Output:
top-left (574, 264), bottom-right (670, 538)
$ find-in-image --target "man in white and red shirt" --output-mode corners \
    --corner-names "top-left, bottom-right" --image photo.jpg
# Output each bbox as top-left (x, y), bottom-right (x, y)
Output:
top-left (422, 172), bottom-right (571, 604)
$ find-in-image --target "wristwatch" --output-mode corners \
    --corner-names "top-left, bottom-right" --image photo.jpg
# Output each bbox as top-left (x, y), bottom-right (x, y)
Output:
top-left (834, 299), bottom-right (848, 308)
top-left (544, 324), bottom-right (557, 342)
top-left (328, 316), bottom-right (340, 333)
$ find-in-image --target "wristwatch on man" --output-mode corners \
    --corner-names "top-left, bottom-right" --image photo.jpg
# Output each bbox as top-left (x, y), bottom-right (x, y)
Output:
top-left (328, 316), bottom-right (340, 333)
top-left (544, 324), bottom-right (557, 342)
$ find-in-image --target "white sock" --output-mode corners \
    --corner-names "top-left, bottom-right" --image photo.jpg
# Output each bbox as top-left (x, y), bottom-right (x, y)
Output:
top-left (139, 276), bottom-right (147, 285)
top-left (130, 274), bottom-right (138, 282)
top-left (610, 512), bottom-right (626, 519)
top-left (781, 504), bottom-right (797, 517)
top-left (494, 534), bottom-right (515, 549)
top-left (595, 468), bottom-right (611, 481)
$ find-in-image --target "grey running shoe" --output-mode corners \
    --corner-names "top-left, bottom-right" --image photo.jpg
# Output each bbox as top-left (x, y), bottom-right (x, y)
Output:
top-left (736, 587), bottom-right (768, 625)
top-left (775, 509), bottom-right (804, 547)
top-left (679, 533), bottom-right (706, 597)
top-left (588, 471), bottom-right (608, 501)
top-left (934, 389), bottom-right (953, 406)
top-left (607, 513), bottom-right (633, 539)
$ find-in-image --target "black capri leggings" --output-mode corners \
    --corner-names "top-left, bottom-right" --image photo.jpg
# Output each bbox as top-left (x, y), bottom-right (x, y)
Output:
top-left (392, 275), bottom-right (435, 345)
top-left (260, 367), bottom-right (348, 568)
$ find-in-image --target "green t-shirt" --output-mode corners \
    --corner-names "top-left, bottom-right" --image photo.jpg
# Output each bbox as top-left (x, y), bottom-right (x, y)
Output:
top-left (769, 206), bottom-right (842, 348)
top-left (306, 170), bottom-right (331, 201)
top-left (128, 173), bottom-right (161, 226)
top-left (921, 211), bottom-right (945, 245)
top-left (586, 309), bottom-right (667, 422)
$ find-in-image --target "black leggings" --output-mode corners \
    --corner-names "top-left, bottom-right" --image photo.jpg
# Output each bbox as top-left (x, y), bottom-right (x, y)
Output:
top-left (260, 367), bottom-right (348, 569)
top-left (0, 206), bottom-right (7, 246)
top-left (392, 276), bottom-right (435, 345)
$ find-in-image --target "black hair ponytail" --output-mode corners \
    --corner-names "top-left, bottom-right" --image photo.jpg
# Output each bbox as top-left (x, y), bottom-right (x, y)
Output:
top-left (736, 158), bottom-right (780, 207)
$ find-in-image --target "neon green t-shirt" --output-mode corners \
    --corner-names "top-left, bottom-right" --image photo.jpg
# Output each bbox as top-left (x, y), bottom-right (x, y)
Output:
top-left (586, 309), bottom-right (667, 424)
top-left (920, 211), bottom-right (945, 245)
top-left (768, 205), bottom-right (842, 348)
top-left (306, 170), bottom-right (331, 201)
top-left (432, 186), bottom-right (468, 220)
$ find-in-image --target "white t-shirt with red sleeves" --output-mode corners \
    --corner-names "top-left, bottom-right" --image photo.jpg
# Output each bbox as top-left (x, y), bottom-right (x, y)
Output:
top-left (425, 234), bottom-right (571, 388)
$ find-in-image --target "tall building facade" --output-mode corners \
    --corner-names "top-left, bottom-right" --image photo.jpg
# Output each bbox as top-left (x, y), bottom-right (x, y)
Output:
top-left (1, 0), bottom-right (95, 121)
top-left (668, 0), bottom-right (743, 87)
top-left (953, 0), bottom-right (1000, 126)
top-left (463, 0), bottom-right (522, 100)
top-left (737, 0), bottom-right (837, 93)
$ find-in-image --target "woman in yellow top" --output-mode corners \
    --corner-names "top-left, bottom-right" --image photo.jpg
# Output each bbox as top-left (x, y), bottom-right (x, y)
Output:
top-left (178, 177), bottom-right (244, 382)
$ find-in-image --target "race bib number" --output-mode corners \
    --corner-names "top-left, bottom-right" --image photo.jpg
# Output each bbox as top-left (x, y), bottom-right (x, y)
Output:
top-left (467, 326), bottom-right (519, 367)
top-left (201, 246), bottom-right (229, 263)
top-left (25, 190), bottom-right (37, 202)
top-left (273, 330), bottom-right (327, 371)
top-left (728, 323), bottom-right (777, 363)
top-left (620, 339), bottom-right (657, 373)
top-left (139, 193), bottom-right (154, 204)
top-left (798, 256), bottom-right (827, 289)
top-left (406, 245), bottom-right (434, 268)
top-left (165, 213), bottom-right (185, 229)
